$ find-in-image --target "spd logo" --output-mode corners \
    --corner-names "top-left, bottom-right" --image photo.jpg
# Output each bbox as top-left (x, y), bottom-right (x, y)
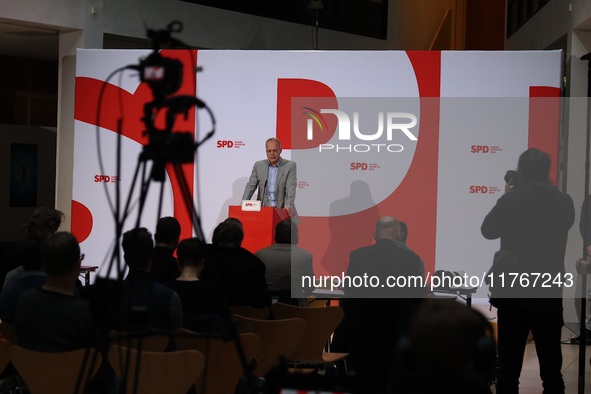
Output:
top-left (470, 145), bottom-right (489, 153)
top-left (470, 145), bottom-right (501, 154)
top-left (217, 140), bottom-right (234, 148)
top-left (350, 162), bottom-right (368, 171)
top-left (216, 140), bottom-right (245, 149)
top-left (469, 186), bottom-right (488, 194)
top-left (94, 175), bottom-right (119, 183)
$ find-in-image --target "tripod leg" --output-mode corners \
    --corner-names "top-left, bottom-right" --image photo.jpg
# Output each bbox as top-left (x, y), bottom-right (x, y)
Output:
top-left (172, 163), bottom-right (205, 241)
top-left (156, 180), bottom-right (165, 228)
top-left (104, 156), bottom-right (146, 280)
top-left (135, 160), bottom-right (153, 229)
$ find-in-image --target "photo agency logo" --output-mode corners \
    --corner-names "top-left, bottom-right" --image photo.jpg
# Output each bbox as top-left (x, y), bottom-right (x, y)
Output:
top-left (302, 102), bottom-right (419, 153)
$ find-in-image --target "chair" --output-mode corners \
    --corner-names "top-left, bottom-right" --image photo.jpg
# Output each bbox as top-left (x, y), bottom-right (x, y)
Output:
top-left (109, 329), bottom-right (170, 352)
top-left (109, 345), bottom-right (204, 394)
top-left (1, 322), bottom-right (17, 344)
top-left (307, 299), bottom-right (329, 308)
top-left (228, 305), bottom-right (271, 320)
top-left (0, 339), bottom-right (22, 393)
top-left (0, 339), bottom-right (11, 375)
top-left (233, 315), bottom-right (306, 377)
top-left (173, 329), bottom-right (260, 394)
top-left (9, 346), bottom-right (102, 394)
top-left (270, 302), bottom-right (348, 371)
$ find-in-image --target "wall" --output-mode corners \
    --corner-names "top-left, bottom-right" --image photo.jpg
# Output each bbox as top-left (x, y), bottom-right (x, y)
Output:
top-left (465, 0), bottom-right (504, 50)
top-left (505, 0), bottom-right (591, 323)
top-left (505, 0), bottom-right (572, 51)
top-left (399, 0), bottom-right (466, 50)
top-left (0, 125), bottom-right (56, 241)
top-left (0, 0), bottom-right (399, 51)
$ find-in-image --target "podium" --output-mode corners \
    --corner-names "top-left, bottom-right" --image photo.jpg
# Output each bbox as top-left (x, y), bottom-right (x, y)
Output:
top-left (228, 205), bottom-right (289, 253)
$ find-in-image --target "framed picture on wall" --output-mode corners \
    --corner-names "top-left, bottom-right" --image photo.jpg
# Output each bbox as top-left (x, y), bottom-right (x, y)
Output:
top-left (10, 143), bottom-right (38, 207)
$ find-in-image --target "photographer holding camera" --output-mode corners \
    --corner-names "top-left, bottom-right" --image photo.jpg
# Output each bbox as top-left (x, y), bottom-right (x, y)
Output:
top-left (481, 148), bottom-right (574, 394)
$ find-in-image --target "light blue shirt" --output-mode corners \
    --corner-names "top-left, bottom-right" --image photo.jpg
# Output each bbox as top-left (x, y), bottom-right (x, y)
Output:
top-left (266, 164), bottom-right (278, 207)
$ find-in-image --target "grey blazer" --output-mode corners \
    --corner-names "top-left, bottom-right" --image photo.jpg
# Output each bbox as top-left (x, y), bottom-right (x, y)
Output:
top-left (242, 157), bottom-right (297, 210)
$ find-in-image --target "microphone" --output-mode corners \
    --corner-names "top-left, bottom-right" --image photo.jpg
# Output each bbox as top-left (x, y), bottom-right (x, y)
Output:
top-left (262, 180), bottom-right (268, 206)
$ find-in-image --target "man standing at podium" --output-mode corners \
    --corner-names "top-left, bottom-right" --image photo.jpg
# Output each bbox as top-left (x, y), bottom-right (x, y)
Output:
top-left (242, 138), bottom-right (297, 219)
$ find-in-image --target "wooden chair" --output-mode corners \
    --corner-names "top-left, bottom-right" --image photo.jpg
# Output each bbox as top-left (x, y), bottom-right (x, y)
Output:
top-left (233, 315), bottom-right (306, 377)
top-left (270, 302), bottom-right (348, 371)
top-left (108, 329), bottom-right (170, 352)
top-left (0, 339), bottom-right (22, 393)
top-left (228, 305), bottom-right (271, 320)
top-left (1, 322), bottom-right (17, 344)
top-left (0, 339), bottom-right (11, 375)
top-left (109, 345), bottom-right (204, 394)
top-left (9, 346), bottom-right (102, 394)
top-left (307, 299), bottom-right (329, 308)
top-left (173, 329), bottom-right (260, 394)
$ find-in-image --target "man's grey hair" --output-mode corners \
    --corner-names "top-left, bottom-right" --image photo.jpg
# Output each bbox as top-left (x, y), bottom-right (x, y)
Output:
top-left (265, 138), bottom-right (282, 149)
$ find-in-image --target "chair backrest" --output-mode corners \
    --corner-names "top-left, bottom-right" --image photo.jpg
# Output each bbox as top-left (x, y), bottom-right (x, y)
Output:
top-left (228, 305), bottom-right (271, 320)
top-left (1, 322), bottom-right (17, 344)
top-left (0, 339), bottom-right (11, 376)
top-left (9, 346), bottom-right (102, 394)
top-left (109, 330), bottom-right (170, 352)
top-left (109, 345), bottom-right (204, 394)
top-left (307, 299), bottom-right (329, 308)
top-left (233, 315), bottom-right (306, 377)
top-left (271, 302), bottom-right (344, 363)
top-left (174, 329), bottom-right (260, 394)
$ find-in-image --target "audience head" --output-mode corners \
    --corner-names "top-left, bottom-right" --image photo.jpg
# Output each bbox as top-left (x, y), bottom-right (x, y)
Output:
top-left (404, 299), bottom-right (496, 387)
top-left (41, 232), bottom-right (81, 276)
top-left (399, 221), bottom-right (408, 244)
top-left (517, 148), bottom-right (550, 184)
top-left (122, 227), bottom-right (154, 271)
top-left (212, 219), bottom-right (244, 248)
top-left (374, 216), bottom-right (401, 243)
top-left (275, 219), bottom-right (298, 245)
top-left (223, 217), bottom-right (243, 230)
top-left (154, 216), bottom-right (181, 246)
top-left (25, 207), bottom-right (65, 241)
top-left (177, 238), bottom-right (206, 268)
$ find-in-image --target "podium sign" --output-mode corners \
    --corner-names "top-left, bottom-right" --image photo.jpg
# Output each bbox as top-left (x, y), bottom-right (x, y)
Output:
top-left (228, 205), bottom-right (289, 253)
top-left (241, 200), bottom-right (261, 211)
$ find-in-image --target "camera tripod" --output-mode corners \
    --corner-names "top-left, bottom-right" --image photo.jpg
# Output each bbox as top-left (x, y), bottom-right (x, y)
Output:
top-left (83, 21), bottom-right (258, 394)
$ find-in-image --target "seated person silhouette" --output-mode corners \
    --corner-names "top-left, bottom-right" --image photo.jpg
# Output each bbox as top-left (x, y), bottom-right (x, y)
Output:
top-left (110, 227), bottom-right (182, 332)
top-left (201, 219), bottom-right (271, 308)
top-left (255, 219), bottom-right (314, 305)
top-left (151, 216), bottom-right (181, 284)
top-left (0, 237), bottom-right (48, 324)
top-left (15, 232), bottom-right (94, 351)
top-left (333, 216), bottom-right (425, 392)
top-left (2, 206), bottom-right (63, 289)
top-left (165, 237), bottom-right (224, 333)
